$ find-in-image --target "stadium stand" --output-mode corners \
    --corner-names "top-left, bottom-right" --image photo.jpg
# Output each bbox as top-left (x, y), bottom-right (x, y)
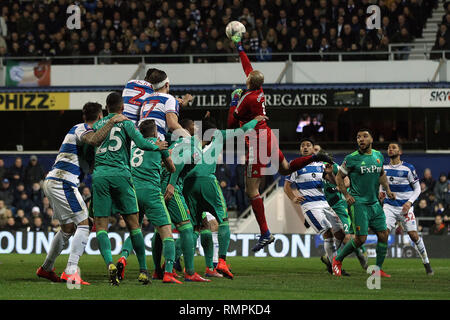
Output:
top-left (0, 0), bottom-right (443, 63)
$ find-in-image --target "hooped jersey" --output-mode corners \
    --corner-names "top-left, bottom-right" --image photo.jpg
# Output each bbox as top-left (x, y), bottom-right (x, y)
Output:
top-left (383, 161), bottom-right (419, 208)
top-left (138, 92), bottom-right (180, 140)
top-left (286, 162), bottom-right (329, 211)
top-left (122, 79), bottom-right (154, 124)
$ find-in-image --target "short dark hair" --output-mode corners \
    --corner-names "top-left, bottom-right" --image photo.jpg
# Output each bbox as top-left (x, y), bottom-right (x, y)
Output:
top-left (144, 68), bottom-right (158, 82)
top-left (148, 69), bottom-right (167, 85)
top-left (106, 92), bottom-right (123, 113)
top-left (138, 119), bottom-right (157, 138)
top-left (357, 128), bottom-right (372, 137)
top-left (300, 138), bottom-right (315, 146)
top-left (82, 102), bottom-right (103, 122)
top-left (179, 118), bottom-right (193, 129)
top-left (202, 120), bottom-right (217, 136)
top-left (389, 141), bottom-right (402, 151)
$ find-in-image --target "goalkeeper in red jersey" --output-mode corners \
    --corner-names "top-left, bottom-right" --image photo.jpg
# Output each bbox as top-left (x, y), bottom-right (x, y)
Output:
top-left (229, 35), bottom-right (334, 252)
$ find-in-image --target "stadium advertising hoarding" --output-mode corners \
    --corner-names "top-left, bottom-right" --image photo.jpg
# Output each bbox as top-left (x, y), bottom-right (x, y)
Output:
top-left (0, 92), bottom-right (70, 111)
top-left (0, 89), bottom-right (370, 111)
top-left (1, 231), bottom-right (449, 258)
top-left (370, 88), bottom-right (450, 108)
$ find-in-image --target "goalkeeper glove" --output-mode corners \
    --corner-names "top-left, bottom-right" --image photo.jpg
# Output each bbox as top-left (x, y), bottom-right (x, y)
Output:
top-left (312, 152), bottom-right (334, 164)
top-left (230, 88), bottom-right (243, 107)
top-left (231, 35), bottom-right (242, 43)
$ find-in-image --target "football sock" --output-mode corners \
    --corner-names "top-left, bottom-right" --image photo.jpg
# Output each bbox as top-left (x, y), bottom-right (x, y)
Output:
top-left (193, 230), bottom-right (200, 251)
top-left (212, 231), bottom-right (219, 266)
top-left (130, 228), bottom-right (147, 270)
top-left (218, 221), bottom-right (230, 259)
top-left (375, 241), bottom-right (388, 268)
top-left (66, 225), bottom-right (89, 274)
top-left (414, 237), bottom-right (430, 264)
top-left (250, 195), bottom-right (269, 235)
top-left (42, 230), bottom-right (71, 271)
top-left (162, 237), bottom-right (175, 273)
top-left (336, 238), bottom-right (357, 262)
top-left (289, 155), bottom-right (314, 172)
top-left (152, 232), bottom-right (163, 273)
top-left (120, 235), bottom-right (133, 259)
top-left (324, 237), bottom-right (336, 264)
top-left (200, 229), bottom-right (214, 269)
top-left (178, 223), bottom-right (195, 274)
top-left (96, 230), bottom-right (113, 266)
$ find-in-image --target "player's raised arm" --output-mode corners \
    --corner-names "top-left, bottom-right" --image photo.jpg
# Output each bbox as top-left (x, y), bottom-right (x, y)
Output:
top-left (167, 113), bottom-right (191, 138)
top-left (81, 114), bottom-right (128, 147)
top-left (231, 35), bottom-right (253, 76)
top-left (227, 89), bottom-right (243, 128)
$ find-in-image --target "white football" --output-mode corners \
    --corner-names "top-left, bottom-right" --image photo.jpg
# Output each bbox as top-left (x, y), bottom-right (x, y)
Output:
top-left (225, 21), bottom-right (246, 39)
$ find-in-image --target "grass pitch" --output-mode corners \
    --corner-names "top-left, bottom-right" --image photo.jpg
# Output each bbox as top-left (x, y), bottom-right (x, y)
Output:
top-left (0, 254), bottom-right (449, 300)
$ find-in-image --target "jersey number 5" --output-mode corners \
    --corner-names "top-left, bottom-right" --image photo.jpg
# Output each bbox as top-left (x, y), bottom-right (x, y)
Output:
top-left (96, 127), bottom-right (122, 154)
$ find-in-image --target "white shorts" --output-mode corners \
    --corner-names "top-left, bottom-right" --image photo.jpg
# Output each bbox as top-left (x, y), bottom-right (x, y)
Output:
top-left (302, 206), bottom-right (343, 235)
top-left (384, 204), bottom-right (417, 233)
top-left (43, 179), bottom-right (88, 225)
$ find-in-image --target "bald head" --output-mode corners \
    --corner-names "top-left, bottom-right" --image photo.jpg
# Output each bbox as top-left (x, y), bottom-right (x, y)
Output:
top-left (247, 70), bottom-right (264, 90)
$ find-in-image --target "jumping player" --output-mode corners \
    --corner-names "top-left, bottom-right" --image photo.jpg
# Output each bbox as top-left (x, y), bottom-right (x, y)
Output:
top-left (92, 92), bottom-right (168, 285)
top-left (380, 142), bottom-right (433, 275)
top-left (229, 35), bottom-right (333, 251)
top-left (37, 102), bottom-right (128, 285)
top-left (333, 129), bottom-right (395, 277)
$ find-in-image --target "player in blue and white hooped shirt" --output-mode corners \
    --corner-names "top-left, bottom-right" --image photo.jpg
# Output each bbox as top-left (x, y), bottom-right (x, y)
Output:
top-left (37, 103), bottom-right (128, 285)
top-left (380, 142), bottom-right (433, 275)
top-left (140, 69), bottom-right (192, 140)
top-left (284, 138), bottom-right (345, 269)
top-left (122, 68), bottom-right (157, 125)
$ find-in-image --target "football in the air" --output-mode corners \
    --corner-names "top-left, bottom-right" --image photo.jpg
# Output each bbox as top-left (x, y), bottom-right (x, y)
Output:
top-left (225, 21), bottom-right (246, 39)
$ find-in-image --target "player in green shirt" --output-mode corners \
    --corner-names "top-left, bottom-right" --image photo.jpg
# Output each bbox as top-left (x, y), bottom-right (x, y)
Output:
top-left (181, 114), bottom-right (267, 279)
top-left (92, 92), bottom-right (168, 285)
top-left (322, 161), bottom-right (368, 272)
top-left (332, 129), bottom-right (395, 277)
top-left (113, 119), bottom-right (187, 284)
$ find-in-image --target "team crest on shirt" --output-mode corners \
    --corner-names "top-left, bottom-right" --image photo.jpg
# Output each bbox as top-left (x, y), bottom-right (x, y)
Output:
top-left (311, 173), bottom-right (316, 178)
top-left (389, 176), bottom-right (394, 182)
top-left (376, 158), bottom-right (380, 164)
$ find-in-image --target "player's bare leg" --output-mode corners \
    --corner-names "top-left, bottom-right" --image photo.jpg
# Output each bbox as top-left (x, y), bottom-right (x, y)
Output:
top-left (407, 230), bottom-right (433, 275)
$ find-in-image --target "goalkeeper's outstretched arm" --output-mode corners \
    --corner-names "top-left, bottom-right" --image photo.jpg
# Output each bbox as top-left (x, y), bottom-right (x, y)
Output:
top-left (232, 35), bottom-right (253, 76)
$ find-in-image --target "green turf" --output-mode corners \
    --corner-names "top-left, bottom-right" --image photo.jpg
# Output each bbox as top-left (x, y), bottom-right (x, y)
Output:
top-left (0, 254), bottom-right (449, 300)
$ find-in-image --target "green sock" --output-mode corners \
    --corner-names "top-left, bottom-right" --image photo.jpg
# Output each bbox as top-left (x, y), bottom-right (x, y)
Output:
top-left (336, 238), bottom-right (357, 262)
top-left (376, 242), bottom-right (388, 269)
top-left (162, 237), bottom-right (175, 273)
top-left (360, 244), bottom-right (367, 253)
top-left (200, 229), bottom-right (214, 269)
top-left (193, 230), bottom-right (200, 252)
top-left (179, 223), bottom-right (195, 274)
top-left (175, 237), bottom-right (183, 261)
top-left (96, 230), bottom-right (113, 266)
top-left (130, 228), bottom-right (147, 271)
top-left (152, 232), bottom-right (163, 273)
top-left (121, 236), bottom-right (133, 259)
top-left (218, 221), bottom-right (230, 259)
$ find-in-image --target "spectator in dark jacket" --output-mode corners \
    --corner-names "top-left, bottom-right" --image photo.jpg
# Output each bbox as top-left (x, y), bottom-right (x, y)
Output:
top-left (216, 161), bottom-right (235, 210)
top-left (31, 216), bottom-right (46, 232)
top-left (4, 217), bottom-right (17, 231)
top-left (0, 178), bottom-right (14, 207)
top-left (13, 182), bottom-right (26, 208)
top-left (434, 173), bottom-right (449, 203)
top-left (29, 182), bottom-right (44, 209)
top-left (7, 157), bottom-right (25, 188)
top-left (24, 155), bottom-right (45, 186)
top-left (414, 199), bottom-right (433, 217)
top-left (420, 168), bottom-right (436, 191)
top-left (430, 215), bottom-right (448, 235)
top-left (16, 192), bottom-right (34, 216)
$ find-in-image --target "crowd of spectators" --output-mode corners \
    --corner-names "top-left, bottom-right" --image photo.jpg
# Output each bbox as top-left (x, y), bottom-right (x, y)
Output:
top-left (1, 154), bottom-right (449, 235)
top-left (430, 1), bottom-right (450, 59)
top-left (0, 0), bottom-right (440, 64)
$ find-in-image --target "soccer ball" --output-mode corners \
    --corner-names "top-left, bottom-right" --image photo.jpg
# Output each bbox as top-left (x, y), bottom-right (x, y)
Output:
top-left (225, 21), bottom-right (246, 40)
